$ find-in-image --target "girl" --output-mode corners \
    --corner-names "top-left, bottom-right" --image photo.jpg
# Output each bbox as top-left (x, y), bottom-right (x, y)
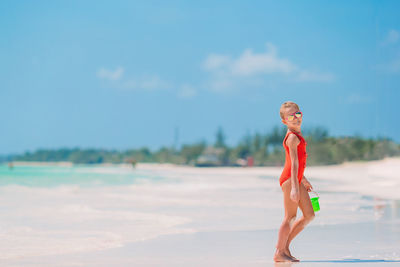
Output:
top-left (273, 101), bottom-right (315, 262)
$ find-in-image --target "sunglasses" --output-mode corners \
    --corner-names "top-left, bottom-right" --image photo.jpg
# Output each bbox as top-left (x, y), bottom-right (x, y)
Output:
top-left (287, 111), bottom-right (302, 121)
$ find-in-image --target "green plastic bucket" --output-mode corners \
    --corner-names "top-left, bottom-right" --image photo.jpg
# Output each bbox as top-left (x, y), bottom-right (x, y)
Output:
top-left (310, 190), bottom-right (320, 212)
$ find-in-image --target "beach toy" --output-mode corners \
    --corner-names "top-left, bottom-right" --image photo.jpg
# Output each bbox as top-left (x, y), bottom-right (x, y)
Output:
top-left (310, 190), bottom-right (320, 212)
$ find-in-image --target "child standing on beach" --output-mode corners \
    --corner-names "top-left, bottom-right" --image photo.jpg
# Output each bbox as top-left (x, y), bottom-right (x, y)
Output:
top-left (274, 101), bottom-right (315, 262)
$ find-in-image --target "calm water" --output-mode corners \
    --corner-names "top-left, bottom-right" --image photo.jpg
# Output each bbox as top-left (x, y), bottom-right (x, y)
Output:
top-left (0, 164), bottom-right (166, 187)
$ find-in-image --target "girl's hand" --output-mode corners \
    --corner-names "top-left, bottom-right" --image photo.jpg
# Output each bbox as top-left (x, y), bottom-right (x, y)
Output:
top-left (302, 177), bottom-right (313, 192)
top-left (290, 187), bottom-right (300, 203)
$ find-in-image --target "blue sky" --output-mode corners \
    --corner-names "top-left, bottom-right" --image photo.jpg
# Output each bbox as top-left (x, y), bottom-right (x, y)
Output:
top-left (1, 0), bottom-right (399, 154)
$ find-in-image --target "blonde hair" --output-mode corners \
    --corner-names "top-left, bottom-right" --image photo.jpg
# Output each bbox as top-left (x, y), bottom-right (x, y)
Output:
top-left (280, 101), bottom-right (300, 120)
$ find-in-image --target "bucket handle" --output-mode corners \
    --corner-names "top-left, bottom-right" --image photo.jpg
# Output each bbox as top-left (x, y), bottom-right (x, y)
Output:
top-left (310, 190), bottom-right (319, 198)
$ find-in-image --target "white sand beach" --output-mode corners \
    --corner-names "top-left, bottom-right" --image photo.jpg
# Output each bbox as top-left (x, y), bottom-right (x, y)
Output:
top-left (0, 158), bottom-right (399, 266)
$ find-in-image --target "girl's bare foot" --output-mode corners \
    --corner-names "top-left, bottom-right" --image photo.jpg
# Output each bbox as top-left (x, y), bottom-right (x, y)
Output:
top-left (273, 249), bottom-right (296, 262)
top-left (284, 247), bottom-right (300, 262)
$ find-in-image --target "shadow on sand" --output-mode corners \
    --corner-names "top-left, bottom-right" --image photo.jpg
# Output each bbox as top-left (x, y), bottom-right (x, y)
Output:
top-left (274, 259), bottom-right (400, 266)
top-left (301, 259), bottom-right (400, 263)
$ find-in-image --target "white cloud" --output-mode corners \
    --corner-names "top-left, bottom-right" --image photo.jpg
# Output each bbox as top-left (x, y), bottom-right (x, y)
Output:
top-left (376, 30), bottom-right (400, 73)
top-left (382, 29), bottom-right (399, 46)
top-left (122, 75), bottom-right (171, 91)
top-left (203, 54), bottom-right (231, 71)
top-left (386, 57), bottom-right (400, 72)
top-left (202, 42), bottom-right (334, 92)
top-left (203, 43), bottom-right (296, 76)
top-left (97, 66), bottom-right (173, 91)
top-left (345, 93), bottom-right (372, 104)
top-left (209, 78), bottom-right (234, 93)
top-left (96, 67), bottom-right (199, 98)
top-left (376, 55), bottom-right (400, 73)
top-left (232, 43), bottom-right (297, 75)
top-left (178, 84), bottom-right (197, 98)
top-left (97, 67), bottom-right (124, 81)
top-left (296, 70), bottom-right (335, 82)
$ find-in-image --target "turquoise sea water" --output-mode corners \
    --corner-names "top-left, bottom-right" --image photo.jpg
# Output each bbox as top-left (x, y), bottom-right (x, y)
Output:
top-left (0, 164), bottom-right (165, 187)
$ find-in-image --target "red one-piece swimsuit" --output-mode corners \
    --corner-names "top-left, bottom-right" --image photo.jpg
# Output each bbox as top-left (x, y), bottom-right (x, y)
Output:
top-left (279, 131), bottom-right (308, 187)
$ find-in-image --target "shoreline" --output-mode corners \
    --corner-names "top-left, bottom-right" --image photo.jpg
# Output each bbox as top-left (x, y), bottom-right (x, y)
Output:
top-left (4, 156), bottom-right (400, 168)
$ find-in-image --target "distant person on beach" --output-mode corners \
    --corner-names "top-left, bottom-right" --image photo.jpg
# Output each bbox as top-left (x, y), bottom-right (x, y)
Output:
top-left (274, 101), bottom-right (315, 262)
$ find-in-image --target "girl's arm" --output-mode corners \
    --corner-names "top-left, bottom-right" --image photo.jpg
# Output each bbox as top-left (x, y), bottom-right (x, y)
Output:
top-left (286, 134), bottom-right (300, 202)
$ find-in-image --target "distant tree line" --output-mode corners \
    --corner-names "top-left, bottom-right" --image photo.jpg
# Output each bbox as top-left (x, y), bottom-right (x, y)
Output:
top-left (4, 126), bottom-right (400, 166)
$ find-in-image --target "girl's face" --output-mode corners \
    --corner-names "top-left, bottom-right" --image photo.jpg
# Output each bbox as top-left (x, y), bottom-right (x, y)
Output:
top-left (282, 106), bottom-right (302, 127)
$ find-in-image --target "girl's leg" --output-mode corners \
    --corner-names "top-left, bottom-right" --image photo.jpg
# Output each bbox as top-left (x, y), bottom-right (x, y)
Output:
top-left (274, 179), bottom-right (299, 262)
top-left (285, 182), bottom-right (315, 254)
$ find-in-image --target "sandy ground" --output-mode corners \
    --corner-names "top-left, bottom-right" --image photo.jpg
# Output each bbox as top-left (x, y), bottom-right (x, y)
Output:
top-left (0, 157), bottom-right (399, 266)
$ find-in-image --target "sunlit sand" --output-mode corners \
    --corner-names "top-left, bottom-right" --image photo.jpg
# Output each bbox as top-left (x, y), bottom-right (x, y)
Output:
top-left (0, 157), bottom-right (399, 266)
